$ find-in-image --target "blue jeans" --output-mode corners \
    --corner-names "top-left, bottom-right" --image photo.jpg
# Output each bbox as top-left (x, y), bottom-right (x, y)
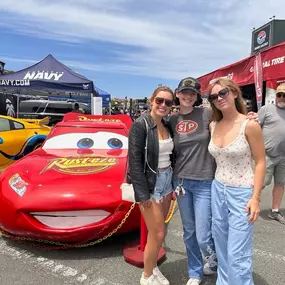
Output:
top-left (173, 178), bottom-right (217, 280)
top-left (211, 179), bottom-right (254, 285)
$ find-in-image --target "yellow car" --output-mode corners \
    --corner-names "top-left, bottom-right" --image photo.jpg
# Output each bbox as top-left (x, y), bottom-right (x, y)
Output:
top-left (0, 115), bottom-right (51, 171)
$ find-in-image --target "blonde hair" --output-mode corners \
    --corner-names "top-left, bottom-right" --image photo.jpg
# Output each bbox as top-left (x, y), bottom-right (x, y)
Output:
top-left (207, 78), bottom-right (247, 122)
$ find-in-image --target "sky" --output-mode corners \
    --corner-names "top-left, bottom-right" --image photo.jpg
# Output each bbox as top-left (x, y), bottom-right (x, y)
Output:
top-left (0, 0), bottom-right (284, 98)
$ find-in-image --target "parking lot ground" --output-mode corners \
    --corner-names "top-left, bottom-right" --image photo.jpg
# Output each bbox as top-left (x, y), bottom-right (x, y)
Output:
top-left (0, 184), bottom-right (284, 285)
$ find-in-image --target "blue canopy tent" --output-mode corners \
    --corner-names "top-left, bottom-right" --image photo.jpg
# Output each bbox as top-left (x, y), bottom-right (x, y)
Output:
top-left (0, 54), bottom-right (94, 95)
top-left (95, 87), bottom-right (111, 108)
top-left (0, 54), bottom-right (111, 115)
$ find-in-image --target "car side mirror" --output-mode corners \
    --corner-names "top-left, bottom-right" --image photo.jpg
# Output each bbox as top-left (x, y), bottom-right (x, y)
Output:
top-left (0, 137), bottom-right (3, 144)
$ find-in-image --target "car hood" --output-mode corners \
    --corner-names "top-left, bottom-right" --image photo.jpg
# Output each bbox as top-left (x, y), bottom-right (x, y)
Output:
top-left (1, 148), bottom-right (129, 211)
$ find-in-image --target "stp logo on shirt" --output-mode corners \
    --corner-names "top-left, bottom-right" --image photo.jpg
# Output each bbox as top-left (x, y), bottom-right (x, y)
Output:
top-left (176, 120), bottom-right (198, 134)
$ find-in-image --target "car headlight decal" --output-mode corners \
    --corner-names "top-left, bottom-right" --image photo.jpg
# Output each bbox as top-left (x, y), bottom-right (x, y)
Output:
top-left (8, 173), bottom-right (28, 197)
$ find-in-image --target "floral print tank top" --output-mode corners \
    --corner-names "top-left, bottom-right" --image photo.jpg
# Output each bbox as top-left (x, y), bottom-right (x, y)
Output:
top-left (208, 119), bottom-right (254, 187)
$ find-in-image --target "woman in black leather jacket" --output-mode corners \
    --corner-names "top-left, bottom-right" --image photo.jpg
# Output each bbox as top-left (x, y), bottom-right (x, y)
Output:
top-left (128, 86), bottom-right (174, 285)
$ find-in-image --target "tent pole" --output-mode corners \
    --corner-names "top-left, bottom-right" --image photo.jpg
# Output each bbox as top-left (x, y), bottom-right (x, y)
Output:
top-left (16, 92), bottom-right (20, 118)
top-left (91, 92), bottom-right (94, 115)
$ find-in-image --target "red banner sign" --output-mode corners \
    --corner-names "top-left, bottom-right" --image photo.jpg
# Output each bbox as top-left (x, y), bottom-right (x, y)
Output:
top-left (198, 42), bottom-right (285, 94)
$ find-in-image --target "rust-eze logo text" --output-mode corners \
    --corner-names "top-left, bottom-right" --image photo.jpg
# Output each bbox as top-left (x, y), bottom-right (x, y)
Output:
top-left (40, 156), bottom-right (118, 175)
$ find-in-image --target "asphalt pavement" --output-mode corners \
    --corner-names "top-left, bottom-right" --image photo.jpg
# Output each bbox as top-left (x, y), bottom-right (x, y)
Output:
top-left (0, 184), bottom-right (284, 285)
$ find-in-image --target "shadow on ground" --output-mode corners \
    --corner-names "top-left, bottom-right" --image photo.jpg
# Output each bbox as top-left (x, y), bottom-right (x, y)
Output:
top-left (253, 272), bottom-right (270, 285)
top-left (159, 257), bottom-right (270, 285)
top-left (2, 229), bottom-right (141, 261)
top-left (259, 208), bottom-right (285, 220)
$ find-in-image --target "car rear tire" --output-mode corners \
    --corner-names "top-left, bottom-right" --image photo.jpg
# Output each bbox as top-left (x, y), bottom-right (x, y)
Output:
top-left (33, 142), bottom-right (43, 150)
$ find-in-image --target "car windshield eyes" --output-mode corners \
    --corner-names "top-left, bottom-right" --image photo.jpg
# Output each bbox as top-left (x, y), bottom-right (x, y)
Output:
top-left (42, 132), bottom-right (128, 150)
top-left (76, 137), bottom-right (123, 149)
top-left (77, 138), bottom-right (94, 149)
top-left (107, 138), bottom-right (123, 149)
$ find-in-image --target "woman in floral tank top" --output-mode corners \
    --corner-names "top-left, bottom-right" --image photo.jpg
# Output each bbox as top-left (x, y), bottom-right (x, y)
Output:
top-left (207, 78), bottom-right (265, 285)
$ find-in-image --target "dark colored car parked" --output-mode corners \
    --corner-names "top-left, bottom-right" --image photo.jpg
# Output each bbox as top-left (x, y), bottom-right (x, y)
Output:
top-left (18, 100), bottom-right (91, 126)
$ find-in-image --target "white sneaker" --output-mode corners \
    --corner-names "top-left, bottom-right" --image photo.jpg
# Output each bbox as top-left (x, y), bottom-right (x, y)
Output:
top-left (153, 266), bottom-right (170, 285)
top-left (140, 273), bottom-right (162, 285)
top-left (186, 278), bottom-right (202, 285)
top-left (203, 262), bottom-right (217, 276)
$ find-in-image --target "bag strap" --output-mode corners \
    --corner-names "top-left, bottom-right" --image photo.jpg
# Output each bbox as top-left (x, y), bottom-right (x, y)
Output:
top-left (143, 118), bottom-right (157, 174)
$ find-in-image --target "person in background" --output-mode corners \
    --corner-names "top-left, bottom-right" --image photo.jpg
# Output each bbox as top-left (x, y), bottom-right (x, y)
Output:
top-left (104, 108), bottom-right (110, 115)
top-left (72, 102), bottom-right (83, 113)
top-left (169, 77), bottom-right (217, 285)
top-left (129, 86), bottom-right (174, 285)
top-left (258, 83), bottom-right (285, 224)
top-left (208, 78), bottom-right (265, 285)
top-left (111, 106), bottom-right (121, 115)
top-left (170, 108), bottom-right (178, 115)
top-left (141, 107), bottom-right (148, 116)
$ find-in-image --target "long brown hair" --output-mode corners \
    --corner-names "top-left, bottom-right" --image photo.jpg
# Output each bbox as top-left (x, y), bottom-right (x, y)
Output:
top-left (207, 78), bottom-right (247, 122)
top-left (150, 86), bottom-right (174, 102)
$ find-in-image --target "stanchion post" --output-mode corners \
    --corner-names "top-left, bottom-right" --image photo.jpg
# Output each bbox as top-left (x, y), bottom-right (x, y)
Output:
top-left (123, 214), bottom-right (166, 267)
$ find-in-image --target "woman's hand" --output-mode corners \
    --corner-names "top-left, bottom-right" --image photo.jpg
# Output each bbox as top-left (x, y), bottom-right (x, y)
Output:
top-left (245, 198), bottom-right (260, 223)
top-left (247, 111), bottom-right (260, 123)
top-left (140, 200), bottom-right (152, 211)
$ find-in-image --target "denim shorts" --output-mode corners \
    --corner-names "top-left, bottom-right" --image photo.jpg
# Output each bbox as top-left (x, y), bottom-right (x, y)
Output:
top-left (150, 166), bottom-right (173, 203)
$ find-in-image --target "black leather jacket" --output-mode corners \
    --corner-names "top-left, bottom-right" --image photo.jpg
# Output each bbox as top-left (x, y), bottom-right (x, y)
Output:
top-left (128, 114), bottom-right (174, 202)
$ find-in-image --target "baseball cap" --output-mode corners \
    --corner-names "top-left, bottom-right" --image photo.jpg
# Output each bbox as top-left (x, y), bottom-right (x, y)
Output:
top-left (177, 77), bottom-right (201, 94)
top-left (276, 83), bottom-right (285, 94)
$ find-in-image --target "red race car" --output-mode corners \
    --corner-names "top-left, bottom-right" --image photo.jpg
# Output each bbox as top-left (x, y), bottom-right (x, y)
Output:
top-left (0, 113), bottom-right (141, 243)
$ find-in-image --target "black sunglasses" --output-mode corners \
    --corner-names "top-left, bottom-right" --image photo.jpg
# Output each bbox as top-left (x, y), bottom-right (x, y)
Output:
top-left (155, 97), bottom-right (173, 107)
top-left (276, 92), bottom-right (285, 98)
top-left (208, 88), bottom-right (229, 103)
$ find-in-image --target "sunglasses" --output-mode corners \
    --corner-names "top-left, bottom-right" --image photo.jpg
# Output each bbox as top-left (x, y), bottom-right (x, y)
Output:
top-left (208, 88), bottom-right (229, 103)
top-left (155, 97), bottom-right (173, 107)
top-left (276, 92), bottom-right (285, 98)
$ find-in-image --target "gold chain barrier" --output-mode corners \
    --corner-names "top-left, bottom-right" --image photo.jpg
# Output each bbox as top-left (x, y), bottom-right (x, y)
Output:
top-left (0, 198), bottom-right (177, 250)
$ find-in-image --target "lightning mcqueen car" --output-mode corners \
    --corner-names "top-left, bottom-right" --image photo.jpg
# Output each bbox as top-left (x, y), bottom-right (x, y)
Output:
top-left (0, 113), bottom-right (141, 243)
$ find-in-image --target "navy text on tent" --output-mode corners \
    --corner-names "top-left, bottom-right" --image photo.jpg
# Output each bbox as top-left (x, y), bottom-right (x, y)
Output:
top-left (0, 54), bottom-right (94, 95)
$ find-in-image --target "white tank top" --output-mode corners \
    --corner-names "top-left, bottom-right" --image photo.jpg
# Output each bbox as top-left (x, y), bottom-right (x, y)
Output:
top-left (158, 138), bottom-right (173, 169)
top-left (208, 119), bottom-right (254, 187)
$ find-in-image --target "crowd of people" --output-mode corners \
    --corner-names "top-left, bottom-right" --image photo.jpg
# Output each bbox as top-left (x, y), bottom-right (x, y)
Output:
top-left (128, 77), bottom-right (285, 285)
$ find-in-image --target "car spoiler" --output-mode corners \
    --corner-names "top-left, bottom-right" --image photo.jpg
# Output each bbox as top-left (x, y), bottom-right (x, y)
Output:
top-left (22, 117), bottom-right (50, 126)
